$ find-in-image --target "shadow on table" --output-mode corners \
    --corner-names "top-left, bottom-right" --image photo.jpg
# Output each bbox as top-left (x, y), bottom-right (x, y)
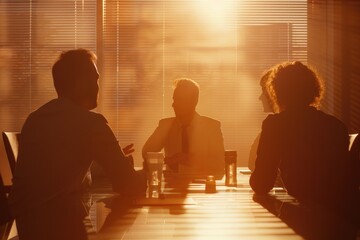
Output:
top-left (100, 196), bottom-right (136, 226)
top-left (163, 172), bottom-right (218, 196)
top-left (88, 195), bottom-right (140, 239)
top-left (161, 174), bottom-right (206, 215)
top-left (253, 193), bottom-right (358, 240)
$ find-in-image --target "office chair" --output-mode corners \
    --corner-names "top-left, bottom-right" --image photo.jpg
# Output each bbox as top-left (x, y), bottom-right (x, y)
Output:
top-left (349, 133), bottom-right (360, 187)
top-left (2, 132), bottom-right (20, 177)
top-left (349, 133), bottom-right (358, 151)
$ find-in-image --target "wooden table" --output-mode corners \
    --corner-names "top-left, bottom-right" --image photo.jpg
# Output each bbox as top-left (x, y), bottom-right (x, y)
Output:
top-left (85, 168), bottom-right (358, 240)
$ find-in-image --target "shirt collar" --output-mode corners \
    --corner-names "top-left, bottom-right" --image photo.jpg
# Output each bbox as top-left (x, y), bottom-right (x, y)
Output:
top-left (175, 112), bottom-right (200, 128)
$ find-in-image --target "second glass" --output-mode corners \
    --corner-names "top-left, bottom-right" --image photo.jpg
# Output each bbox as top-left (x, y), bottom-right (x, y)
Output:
top-left (145, 152), bottom-right (164, 198)
top-left (225, 150), bottom-right (237, 187)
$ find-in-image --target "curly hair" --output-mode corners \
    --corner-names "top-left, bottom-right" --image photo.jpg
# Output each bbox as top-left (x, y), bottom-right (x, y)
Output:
top-left (260, 68), bottom-right (276, 112)
top-left (267, 61), bottom-right (324, 112)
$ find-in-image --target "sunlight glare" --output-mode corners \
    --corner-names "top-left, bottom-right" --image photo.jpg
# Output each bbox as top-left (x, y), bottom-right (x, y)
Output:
top-left (193, 0), bottom-right (237, 30)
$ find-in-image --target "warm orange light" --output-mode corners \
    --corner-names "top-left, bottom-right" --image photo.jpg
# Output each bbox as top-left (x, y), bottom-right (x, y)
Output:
top-left (193, 0), bottom-right (237, 30)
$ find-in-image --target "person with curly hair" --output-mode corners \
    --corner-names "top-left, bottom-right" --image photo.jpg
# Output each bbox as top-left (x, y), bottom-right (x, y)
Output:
top-left (250, 61), bottom-right (355, 213)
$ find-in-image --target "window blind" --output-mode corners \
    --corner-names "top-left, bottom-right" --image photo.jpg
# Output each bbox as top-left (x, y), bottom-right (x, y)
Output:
top-left (0, 0), bottom-right (96, 184)
top-left (0, 0), bottom-right (307, 169)
top-left (308, 0), bottom-right (360, 132)
top-left (100, 0), bottom-right (307, 165)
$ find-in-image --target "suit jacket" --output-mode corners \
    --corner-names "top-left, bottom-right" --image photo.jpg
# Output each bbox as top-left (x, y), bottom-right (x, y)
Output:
top-left (142, 113), bottom-right (225, 178)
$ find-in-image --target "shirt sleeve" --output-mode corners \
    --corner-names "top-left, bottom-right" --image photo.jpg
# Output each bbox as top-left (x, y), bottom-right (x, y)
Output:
top-left (90, 114), bottom-right (146, 196)
top-left (250, 115), bottom-right (280, 194)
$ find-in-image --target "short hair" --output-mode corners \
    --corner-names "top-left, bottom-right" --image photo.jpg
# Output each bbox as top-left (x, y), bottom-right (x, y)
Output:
top-left (173, 78), bottom-right (199, 105)
top-left (268, 61), bottom-right (324, 111)
top-left (52, 49), bottom-right (97, 96)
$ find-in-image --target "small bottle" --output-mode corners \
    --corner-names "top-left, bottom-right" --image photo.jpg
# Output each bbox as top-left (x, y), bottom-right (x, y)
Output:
top-left (225, 150), bottom-right (237, 187)
top-left (205, 175), bottom-right (216, 193)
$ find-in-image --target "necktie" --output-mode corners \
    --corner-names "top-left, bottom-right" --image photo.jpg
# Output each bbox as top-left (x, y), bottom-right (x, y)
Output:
top-left (182, 125), bottom-right (189, 154)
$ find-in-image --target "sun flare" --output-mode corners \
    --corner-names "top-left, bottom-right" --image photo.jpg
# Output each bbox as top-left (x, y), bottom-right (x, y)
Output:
top-left (193, 0), bottom-right (237, 30)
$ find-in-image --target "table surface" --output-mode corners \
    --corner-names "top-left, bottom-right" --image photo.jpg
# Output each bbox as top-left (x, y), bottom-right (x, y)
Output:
top-left (84, 168), bottom-right (358, 240)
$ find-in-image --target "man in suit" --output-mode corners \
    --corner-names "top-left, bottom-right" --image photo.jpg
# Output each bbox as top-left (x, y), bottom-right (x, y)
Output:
top-left (142, 78), bottom-right (225, 179)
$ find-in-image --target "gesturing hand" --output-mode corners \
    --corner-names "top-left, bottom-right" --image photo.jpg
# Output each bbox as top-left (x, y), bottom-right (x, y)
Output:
top-left (122, 143), bottom-right (135, 167)
top-left (122, 143), bottom-right (135, 156)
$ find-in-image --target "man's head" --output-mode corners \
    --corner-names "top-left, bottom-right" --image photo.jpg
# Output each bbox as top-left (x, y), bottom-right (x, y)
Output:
top-left (52, 49), bottom-right (99, 110)
top-left (172, 78), bottom-right (199, 123)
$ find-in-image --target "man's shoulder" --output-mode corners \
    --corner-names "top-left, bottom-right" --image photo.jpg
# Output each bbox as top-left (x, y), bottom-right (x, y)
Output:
top-left (27, 100), bottom-right (108, 127)
top-left (197, 115), bottom-right (221, 127)
top-left (158, 115), bottom-right (221, 128)
top-left (87, 111), bottom-right (108, 123)
top-left (159, 117), bottom-right (176, 125)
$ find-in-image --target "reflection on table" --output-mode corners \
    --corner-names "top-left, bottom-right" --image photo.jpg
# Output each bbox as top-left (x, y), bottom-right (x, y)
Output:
top-left (84, 168), bottom-right (358, 240)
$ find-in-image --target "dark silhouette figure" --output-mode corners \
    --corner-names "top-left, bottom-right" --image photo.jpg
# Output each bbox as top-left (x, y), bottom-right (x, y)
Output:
top-left (142, 78), bottom-right (225, 180)
top-left (248, 67), bottom-right (284, 188)
top-left (8, 49), bottom-right (146, 240)
top-left (248, 68), bottom-right (276, 171)
top-left (253, 194), bottom-right (358, 240)
top-left (250, 61), bottom-right (357, 217)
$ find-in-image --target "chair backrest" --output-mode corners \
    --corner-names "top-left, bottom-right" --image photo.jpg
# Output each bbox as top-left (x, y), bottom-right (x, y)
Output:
top-left (349, 133), bottom-right (360, 187)
top-left (349, 133), bottom-right (358, 150)
top-left (2, 132), bottom-right (20, 176)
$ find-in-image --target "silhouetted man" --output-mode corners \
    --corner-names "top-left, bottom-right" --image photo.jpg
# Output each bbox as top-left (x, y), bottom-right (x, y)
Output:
top-left (8, 49), bottom-right (146, 240)
top-left (142, 78), bottom-right (225, 179)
